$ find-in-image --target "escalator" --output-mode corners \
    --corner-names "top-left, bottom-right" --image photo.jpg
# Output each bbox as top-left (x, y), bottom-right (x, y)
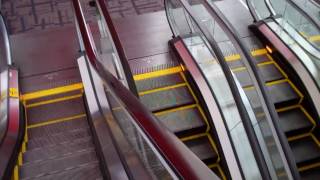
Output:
top-left (204, 0), bottom-right (320, 178)
top-left (132, 53), bottom-right (227, 178)
top-left (17, 83), bottom-right (103, 179)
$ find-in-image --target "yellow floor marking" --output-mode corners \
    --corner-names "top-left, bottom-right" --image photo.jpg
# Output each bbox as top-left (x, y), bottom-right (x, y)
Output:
top-left (27, 114), bottom-right (86, 129)
top-left (288, 133), bottom-right (310, 142)
top-left (26, 94), bottom-right (83, 108)
top-left (154, 104), bottom-right (197, 116)
top-left (133, 66), bottom-right (182, 81)
top-left (138, 83), bottom-right (187, 96)
top-left (225, 54), bottom-right (241, 62)
top-left (22, 83), bottom-right (83, 101)
top-left (251, 49), bottom-right (267, 56)
top-left (299, 162), bottom-right (320, 172)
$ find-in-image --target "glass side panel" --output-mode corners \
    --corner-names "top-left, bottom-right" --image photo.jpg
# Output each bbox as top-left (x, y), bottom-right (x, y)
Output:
top-left (246, 0), bottom-right (271, 20)
top-left (0, 69), bottom-right (8, 143)
top-left (291, 0), bottom-right (320, 24)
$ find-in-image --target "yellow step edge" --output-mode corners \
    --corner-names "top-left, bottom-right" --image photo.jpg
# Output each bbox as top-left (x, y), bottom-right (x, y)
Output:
top-left (207, 164), bottom-right (227, 180)
top-left (180, 133), bottom-right (207, 142)
top-left (13, 165), bottom-right (19, 180)
top-left (133, 66), bottom-right (182, 81)
top-left (251, 48), bottom-right (267, 56)
top-left (276, 104), bottom-right (300, 113)
top-left (309, 35), bottom-right (320, 42)
top-left (257, 60), bottom-right (274, 67)
top-left (22, 83), bottom-right (83, 101)
top-left (265, 79), bottom-right (287, 86)
top-left (26, 94), bottom-right (83, 108)
top-left (299, 105), bottom-right (317, 131)
top-left (299, 162), bottom-right (320, 172)
top-left (231, 66), bottom-right (246, 73)
top-left (287, 133), bottom-right (311, 142)
top-left (225, 54), bottom-right (241, 62)
top-left (154, 104), bottom-right (197, 116)
top-left (27, 114), bottom-right (86, 129)
top-left (310, 134), bottom-right (320, 147)
top-left (138, 83), bottom-right (187, 96)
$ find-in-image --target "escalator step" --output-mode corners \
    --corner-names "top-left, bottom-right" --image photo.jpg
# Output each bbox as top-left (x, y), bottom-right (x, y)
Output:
top-left (20, 150), bottom-right (98, 179)
top-left (28, 116), bottom-right (89, 139)
top-left (26, 97), bottom-right (85, 126)
top-left (35, 161), bottom-right (103, 180)
top-left (300, 166), bottom-right (320, 180)
top-left (27, 128), bottom-right (92, 150)
top-left (184, 136), bottom-right (218, 164)
top-left (279, 107), bottom-right (314, 137)
top-left (156, 106), bottom-right (206, 137)
top-left (252, 54), bottom-right (271, 64)
top-left (234, 69), bottom-right (253, 87)
top-left (227, 59), bottom-right (244, 69)
top-left (259, 63), bottom-right (284, 83)
top-left (140, 85), bottom-right (194, 112)
top-left (24, 138), bottom-right (94, 163)
top-left (290, 136), bottom-right (320, 167)
top-left (135, 73), bottom-right (184, 92)
top-left (267, 81), bottom-right (300, 108)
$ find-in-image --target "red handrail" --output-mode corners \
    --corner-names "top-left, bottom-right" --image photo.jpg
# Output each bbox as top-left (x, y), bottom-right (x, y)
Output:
top-left (71, 0), bottom-right (219, 179)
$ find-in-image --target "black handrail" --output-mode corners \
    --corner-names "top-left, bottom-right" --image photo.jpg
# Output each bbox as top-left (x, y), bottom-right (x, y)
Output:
top-left (201, 1), bottom-right (301, 179)
top-left (71, 0), bottom-right (219, 179)
top-left (166, 0), bottom-right (273, 179)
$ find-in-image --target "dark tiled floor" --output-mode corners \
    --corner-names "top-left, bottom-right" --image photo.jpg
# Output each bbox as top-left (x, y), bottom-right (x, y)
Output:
top-left (1, 0), bottom-right (164, 34)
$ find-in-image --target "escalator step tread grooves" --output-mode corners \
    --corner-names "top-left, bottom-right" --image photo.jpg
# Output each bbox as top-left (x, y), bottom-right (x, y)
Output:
top-left (268, 81), bottom-right (300, 107)
top-left (135, 73), bottom-right (184, 92)
top-left (28, 116), bottom-right (88, 139)
top-left (290, 136), bottom-right (320, 166)
top-left (234, 69), bottom-right (253, 87)
top-left (25, 90), bottom-right (82, 105)
top-left (27, 128), bottom-right (92, 150)
top-left (184, 136), bottom-right (218, 164)
top-left (227, 59), bottom-right (244, 69)
top-left (279, 108), bottom-right (313, 136)
top-left (259, 63), bottom-right (284, 83)
top-left (156, 106), bottom-right (206, 137)
top-left (25, 161), bottom-right (103, 180)
top-left (20, 150), bottom-right (99, 179)
top-left (23, 139), bottom-right (94, 163)
top-left (26, 97), bottom-right (86, 125)
top-left (252, 54), bottom-right (271, 64)
top-left (300, 166), bottom-right (320, 180)
top-left (139, 85), bottom-right (195, 112)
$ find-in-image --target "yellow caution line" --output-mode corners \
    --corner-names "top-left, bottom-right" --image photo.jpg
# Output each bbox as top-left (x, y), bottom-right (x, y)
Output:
top-left (26, 94), bottom-right (83, 108)
top-left (22, 83), bottom-right (83, 101)
top-left (251, 49), bottom-right (267, 56)
top-left (288, 133), bottom-right (310, 142)
top-left (133, 66), bottom-right (182, 81)
top-left (299, 162), bottom-right (320, 172)
top-left (138, 83), bottom-right (187, 96)
top-left (276, 104), bottom-right (300, 112)
top-left (225, 54), bottom-right (241, 62)
top-left (27, 114), bottom-right (86, 129)
top-left (154, 104), bottom-right (197, 116)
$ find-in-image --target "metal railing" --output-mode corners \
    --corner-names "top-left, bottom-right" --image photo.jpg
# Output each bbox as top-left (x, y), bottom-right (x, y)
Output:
top-left (71, 0), bottom-right (219, 179)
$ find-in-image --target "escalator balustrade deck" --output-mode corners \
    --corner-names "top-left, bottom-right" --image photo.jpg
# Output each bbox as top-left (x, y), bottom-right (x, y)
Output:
top-left (14, 83), bottom-right (103, 180)
top-left (133, 66), bottom-right (226, 179)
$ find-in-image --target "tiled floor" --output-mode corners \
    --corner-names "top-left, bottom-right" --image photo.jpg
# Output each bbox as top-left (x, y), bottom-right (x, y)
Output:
top-left (0, 0), bottom-right (164, 34)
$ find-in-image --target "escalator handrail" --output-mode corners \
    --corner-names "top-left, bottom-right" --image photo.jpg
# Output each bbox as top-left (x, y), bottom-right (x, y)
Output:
top-left (0, 13), bottom-right (12, 65)
top-left (200, 1), bottom-right (301, 179)
top-left (93, 0), bottom-right (139, 97)
top-left (71, 0), bottom-right (218, 179)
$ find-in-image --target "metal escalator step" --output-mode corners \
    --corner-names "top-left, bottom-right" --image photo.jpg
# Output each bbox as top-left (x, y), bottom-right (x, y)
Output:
top-left (135, 73), bottom-right (184, 92)
top-left (25, 90), bottom-right (83, 106)
top-left (156, 106), bottom-right (206, 137)
top-left (140, 85), bottom-right (195, 112)
top-left (32, 161), bottom-right (103, 180)
top-left (27, 97), bottom-right (85, 126)
top-left (259, 63), bottom-right (284, 83)
top-left (300, 166), bottom-right (320, 180)
top-left (27, 128), bottom-right (91, 150)
top-left (24, 139), bottom-right (94, 163)
top-left (28, 116), bottom-right (89, 139)
top-left (20, 149), bottom-right (98, 179)
top-left (184, 136), bottom-right (218, 164)
top-left (234, 69), bottom-right (253, 87)
top-left (227, 59), bottom-right (244, 69)
top-left (252, 54), bottom-right (271, 64)
top-left (279, 108), bottom-right (313, 137)
top-left (267, 81), bottom-right (300, 108)
top-left (290, 136), bottom-right (320, 167)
